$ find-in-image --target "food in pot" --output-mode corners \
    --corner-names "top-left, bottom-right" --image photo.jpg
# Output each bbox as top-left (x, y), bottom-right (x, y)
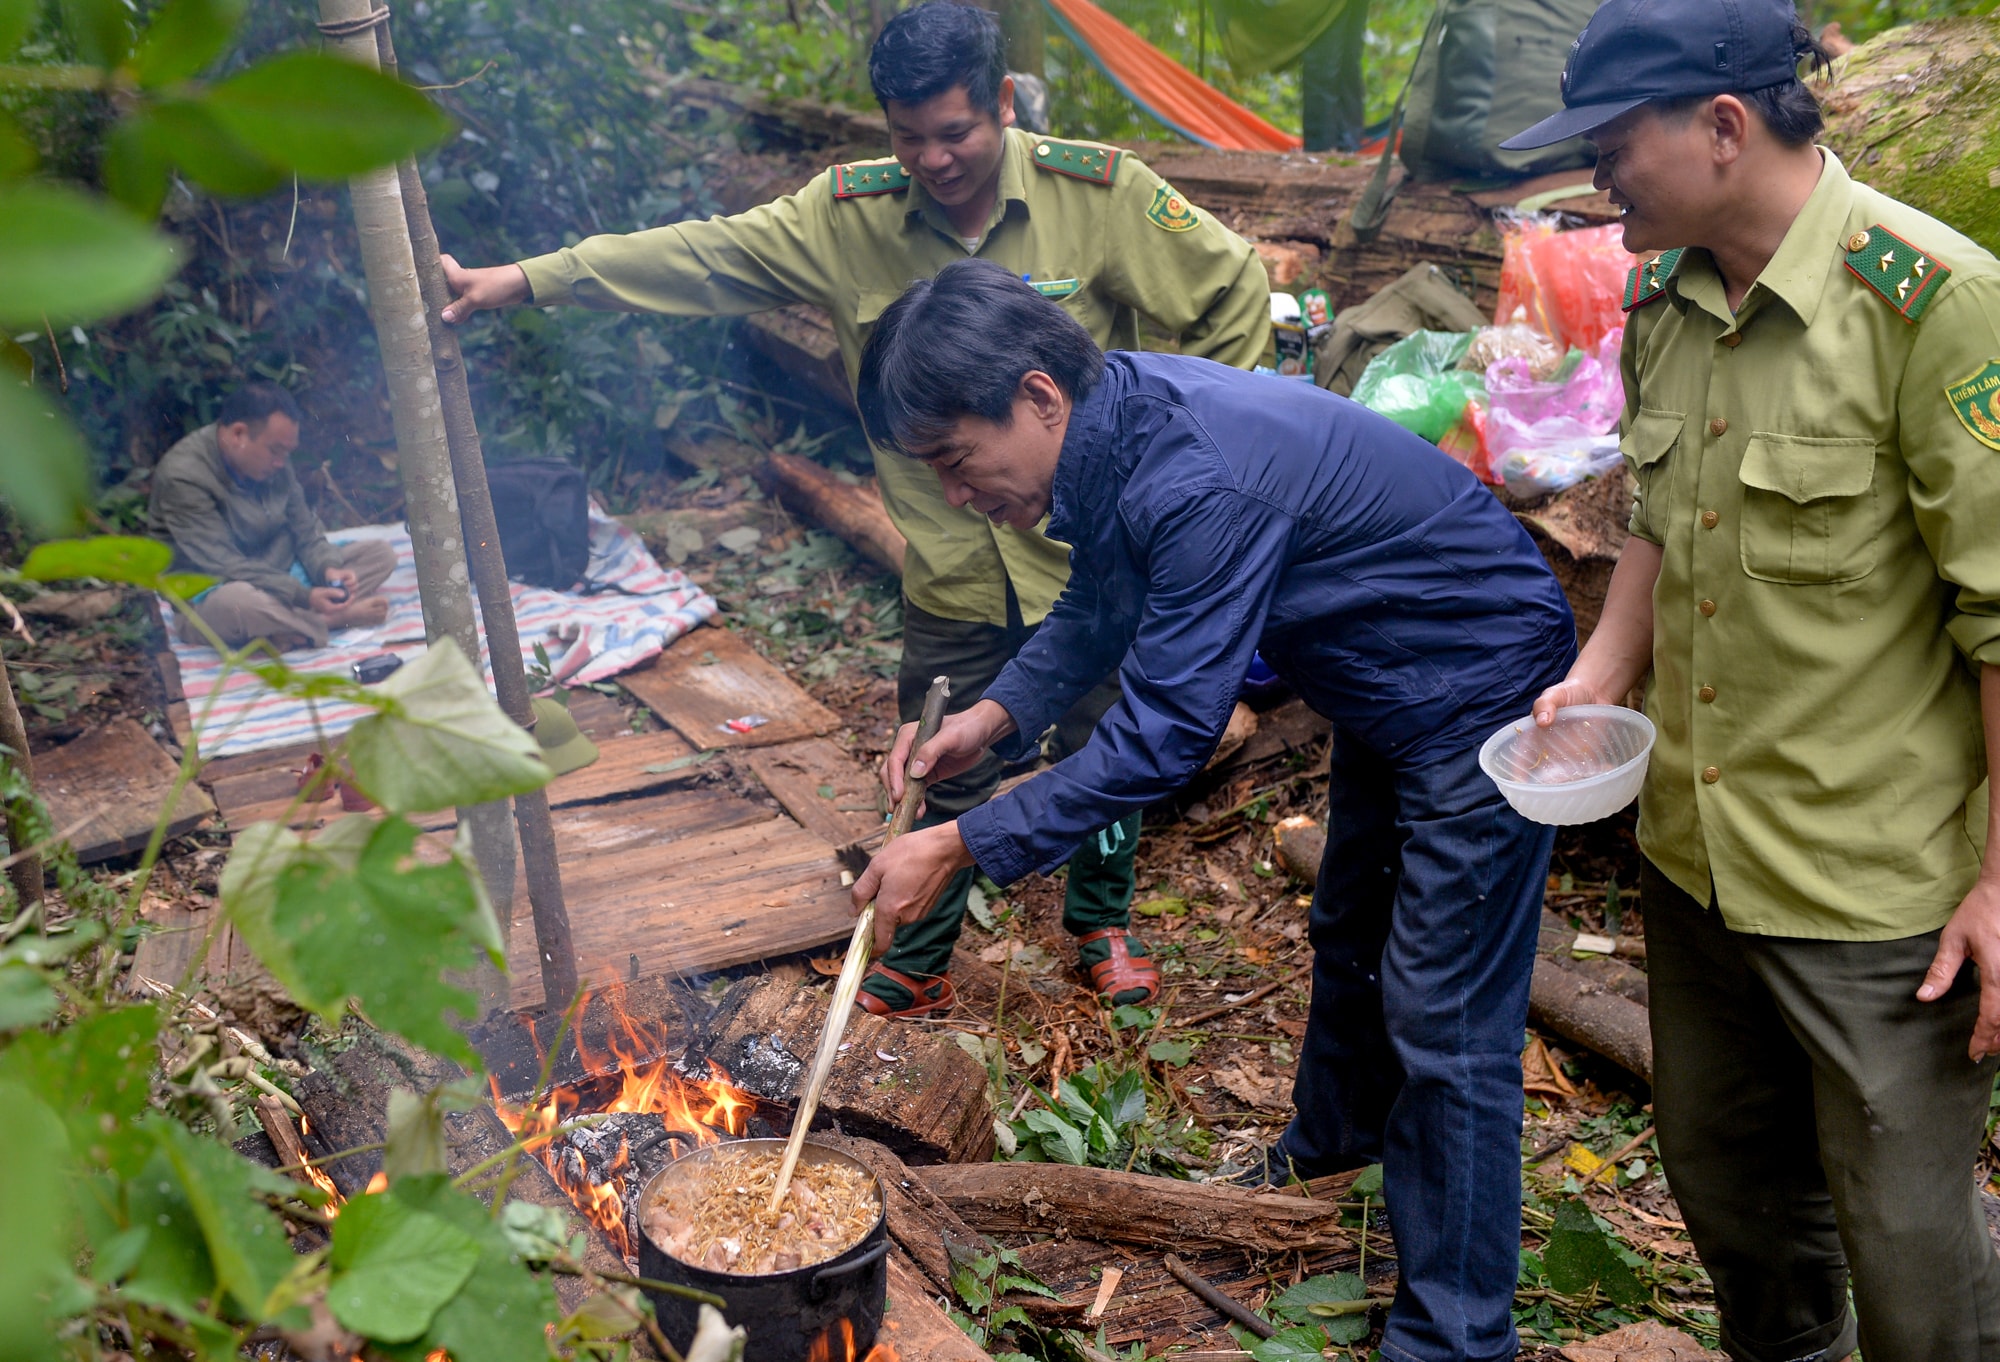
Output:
top-left (641, 1145), bottom-right (879, 1275)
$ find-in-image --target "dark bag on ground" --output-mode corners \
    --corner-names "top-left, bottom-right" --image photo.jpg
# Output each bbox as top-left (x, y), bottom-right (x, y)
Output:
top-left (483, 458), bottom-right (590, 591)
top-left (1399, 0), bottom-right (1605, 181)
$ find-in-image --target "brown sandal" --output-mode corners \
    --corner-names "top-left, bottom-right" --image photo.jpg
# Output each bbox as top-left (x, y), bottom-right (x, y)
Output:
top-left (856, 964), bottom-right (956, 1019)
top-left (1078, 927), bottom-right (1160, 1006)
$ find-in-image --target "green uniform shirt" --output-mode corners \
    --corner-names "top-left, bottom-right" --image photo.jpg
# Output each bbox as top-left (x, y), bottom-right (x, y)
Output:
top-left (516, 126), bottom-right (1270, 626)
top-left (148, 424), bottom-right (341, 608)
top-left (1622, 150), bottom-right (2000, 940)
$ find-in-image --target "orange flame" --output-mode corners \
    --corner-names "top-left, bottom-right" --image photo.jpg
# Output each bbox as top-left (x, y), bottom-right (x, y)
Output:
top-left (807, 1319), bottom-right (899, 1362)
top-left (490, 984), bottom-right (758, 1260)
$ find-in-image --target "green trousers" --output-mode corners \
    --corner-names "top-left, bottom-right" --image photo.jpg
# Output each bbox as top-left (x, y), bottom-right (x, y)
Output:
top-left (874, 601), bottom-right (1142, 992)
top-left (1643, 860), bottom-right (2000, 1362)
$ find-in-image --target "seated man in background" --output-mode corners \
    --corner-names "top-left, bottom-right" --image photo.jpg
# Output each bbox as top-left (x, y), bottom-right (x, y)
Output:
top-left (149, 383), bottom-right (394, 652)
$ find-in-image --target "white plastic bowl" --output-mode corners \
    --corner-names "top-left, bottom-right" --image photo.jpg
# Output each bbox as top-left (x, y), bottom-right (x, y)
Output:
top-left (1478, 705), bottom-right (1656, 826)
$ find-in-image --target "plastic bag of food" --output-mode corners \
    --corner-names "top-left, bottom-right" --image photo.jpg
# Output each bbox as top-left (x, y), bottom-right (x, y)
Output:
top-left (1350, 330), bottom-right (1485, 443)
top-left (1459, 323), bottom-right (1564, 381)
top-left (1435, 395), bottom-right (1498, 486)
top-left (1494, 215), bottom-right (1633, 355)
top-left (1484, 329), bottom-right (1626, 496)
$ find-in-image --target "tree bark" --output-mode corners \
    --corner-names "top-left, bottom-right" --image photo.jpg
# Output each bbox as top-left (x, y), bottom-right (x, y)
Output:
top-left (375, 19), bottom-right (576, 1014)
top-left (755, 453), bottom-right (907, 575)
top-left (316, 0), bottom-right (516, 1003)
top-left (0, 660), bottom-right (41, 910)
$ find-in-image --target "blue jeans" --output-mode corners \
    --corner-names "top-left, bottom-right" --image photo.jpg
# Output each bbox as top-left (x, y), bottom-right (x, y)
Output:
top-left (1274, 730), bottom-right (1554, 1362)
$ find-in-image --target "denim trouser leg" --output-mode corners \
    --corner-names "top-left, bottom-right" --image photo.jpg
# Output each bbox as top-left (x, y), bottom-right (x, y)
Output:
top-left (1277, 732), bottom-right (1553, 1362)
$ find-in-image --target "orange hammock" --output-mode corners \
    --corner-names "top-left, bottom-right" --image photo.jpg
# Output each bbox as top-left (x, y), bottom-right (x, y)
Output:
top-left (1042, 0), bottom-right (1303, 152)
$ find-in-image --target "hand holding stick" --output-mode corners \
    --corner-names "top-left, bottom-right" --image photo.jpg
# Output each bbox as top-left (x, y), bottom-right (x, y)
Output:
top-left (769, 674), bottom-right (951, 1211)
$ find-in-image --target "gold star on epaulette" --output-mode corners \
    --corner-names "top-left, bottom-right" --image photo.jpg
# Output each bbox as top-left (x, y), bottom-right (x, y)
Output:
top-left (1622, 247), bottom-right (1685, 312)
top-left (1033, 137), bottom-right (1121, 186)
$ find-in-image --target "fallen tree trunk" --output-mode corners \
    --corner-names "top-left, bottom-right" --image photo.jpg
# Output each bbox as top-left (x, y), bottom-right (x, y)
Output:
top-left (1820, 17), bottom-right (2000, 253)
top-left (910, 1162), bottom-right (1356, 1253)
top-left (756, 452), bottom-right (907, 575)
top-left (1271, 813), bottom-right (1655, 1080)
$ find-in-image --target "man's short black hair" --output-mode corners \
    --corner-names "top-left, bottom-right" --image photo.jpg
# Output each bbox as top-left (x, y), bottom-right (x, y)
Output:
top-left (857, 259), bottom-right (1104, 459)
top-left (1654, 18), bottom-right (1831, 147)
top-left (869, 1), bottom-right (1008, 117)
top-left (216, 382), bottom-right (303, 431)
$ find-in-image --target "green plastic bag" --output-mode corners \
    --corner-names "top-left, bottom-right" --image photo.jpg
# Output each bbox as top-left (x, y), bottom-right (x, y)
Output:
top-left (1349, 330), bottom-right (1484, 443)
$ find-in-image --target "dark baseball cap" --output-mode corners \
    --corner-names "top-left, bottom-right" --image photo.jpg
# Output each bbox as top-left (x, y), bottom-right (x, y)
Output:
top-left (1499, 0), bottom-right (1804, 150)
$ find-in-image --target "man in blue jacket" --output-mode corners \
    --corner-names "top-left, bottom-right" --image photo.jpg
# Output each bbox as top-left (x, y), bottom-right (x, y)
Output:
top-left (850, 260), bottom-right (1577, 1361)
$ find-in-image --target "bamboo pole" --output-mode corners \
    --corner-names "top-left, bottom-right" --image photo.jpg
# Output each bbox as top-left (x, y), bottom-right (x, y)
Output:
top-left (374, 18), bottom-right (576, 1011)
top-left (315, 0), bottom-right (517, 1003)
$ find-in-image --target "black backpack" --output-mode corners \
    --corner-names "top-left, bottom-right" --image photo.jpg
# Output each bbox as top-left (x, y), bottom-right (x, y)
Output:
top-left (482, 459), bottom-right (591, 591)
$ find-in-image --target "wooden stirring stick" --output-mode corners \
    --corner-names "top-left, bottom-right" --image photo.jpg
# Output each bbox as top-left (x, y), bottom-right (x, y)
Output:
top-left (770, 673), bottom-right (952, 1211)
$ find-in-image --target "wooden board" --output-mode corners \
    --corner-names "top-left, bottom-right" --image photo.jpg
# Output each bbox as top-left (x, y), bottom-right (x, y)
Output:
top-left (882, 1250), bottom-right (998, 1362)
top-left (505, 812), bottom-right (854, 1008)
top-left (618, 626), bottom-right (840, 750)
top-left (741, 737), bottom-right (885, 849)
top-left (33, 718), bottom-right (216, 863)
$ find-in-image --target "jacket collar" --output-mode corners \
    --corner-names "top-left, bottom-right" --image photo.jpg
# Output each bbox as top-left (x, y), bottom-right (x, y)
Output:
top-left (1046, 356), bottom-right (1128, 547)
top-left (1669, 148), bottom-right (1854, 329)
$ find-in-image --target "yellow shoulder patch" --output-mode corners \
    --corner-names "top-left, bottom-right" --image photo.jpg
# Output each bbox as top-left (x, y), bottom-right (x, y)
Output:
top-left (831, 158), bottom-right (910, 198)
top-left (1145, 184), bottom-right (1199, 233)
top-left (1946, 359), bottom-right (2000, 451)
top-left (1030, 137), bottom-right (1121, 186)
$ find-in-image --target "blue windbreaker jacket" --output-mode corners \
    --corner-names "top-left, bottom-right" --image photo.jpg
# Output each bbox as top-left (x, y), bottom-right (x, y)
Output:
top-left (957, 352), bottom-right (1578, 886)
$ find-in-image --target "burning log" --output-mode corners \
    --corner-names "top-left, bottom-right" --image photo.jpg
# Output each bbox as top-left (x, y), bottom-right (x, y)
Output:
top-left (910, 1163), bottom-right (1356, 1254)
top-left (683, 974), bottom-right (997, 1165)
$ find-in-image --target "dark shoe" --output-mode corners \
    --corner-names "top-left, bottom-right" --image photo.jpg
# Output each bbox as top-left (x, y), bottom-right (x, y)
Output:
top-left (1077, 926), bottom-right (1160, 1007)
top-left (1214, 1142), bottom-right (1307, 1190)
top-left (856, 964), bottom-right (956, 1019)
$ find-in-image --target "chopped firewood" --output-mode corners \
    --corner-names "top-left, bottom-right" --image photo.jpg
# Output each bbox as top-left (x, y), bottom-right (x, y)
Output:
top-left (910, 1163), bottom-right (1356, 1254)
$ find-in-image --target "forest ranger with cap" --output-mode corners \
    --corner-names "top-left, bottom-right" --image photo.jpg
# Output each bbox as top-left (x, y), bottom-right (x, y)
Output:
top-left (437, 2), bottom-right (1270, 1019)
top-left (1506, 0), bottom-right (2000, 1355)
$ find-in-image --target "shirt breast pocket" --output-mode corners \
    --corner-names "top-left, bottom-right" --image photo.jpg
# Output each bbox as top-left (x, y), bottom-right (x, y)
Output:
top-left (1736, 434), bottom-right (1880, 584)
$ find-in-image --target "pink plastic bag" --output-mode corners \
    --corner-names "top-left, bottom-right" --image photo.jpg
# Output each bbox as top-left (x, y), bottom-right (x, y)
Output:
top-left (1494, 216), bottom-right (1634, 355)
top-left (1484, 329), bottom-right (1626, 496)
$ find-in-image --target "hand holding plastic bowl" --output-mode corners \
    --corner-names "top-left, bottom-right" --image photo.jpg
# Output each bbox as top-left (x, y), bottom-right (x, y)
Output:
top-left (1479, 705), bottom-right (1656, 825)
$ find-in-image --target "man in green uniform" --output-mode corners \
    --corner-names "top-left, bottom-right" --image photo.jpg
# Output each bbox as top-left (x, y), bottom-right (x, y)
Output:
top-left (1508, 0), bottom-right (2000, 1355)
top-left (440, 0), bottom-right (1269, 1015)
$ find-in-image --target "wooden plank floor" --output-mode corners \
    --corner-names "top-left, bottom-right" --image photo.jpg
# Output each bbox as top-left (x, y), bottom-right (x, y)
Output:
top-left (618, 625), bottom-right (840, 749)
top-left (741, 736), bottom-right (885, 849)
top-left (34, 718), bottom-right (216, 863)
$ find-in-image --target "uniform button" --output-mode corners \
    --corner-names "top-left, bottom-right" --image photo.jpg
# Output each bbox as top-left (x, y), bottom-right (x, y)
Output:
top-left (1037, 144), bottom-right (1052, 157)
top-left (1698, 685), bottom-right (1716, 702)
top-left (1847, 231), bottom-right (1871, 253)
top-left (1709, 417), bottom-right (1729, 437)
top-left (1721, 333), bottom-right (1743, 348)
top-left (1699, 598), bottom-right (1717, 617)
top-left (1702, 765), bottom-right (1721, 784)
top-left (1700, 509), bottom-right (1719, 529)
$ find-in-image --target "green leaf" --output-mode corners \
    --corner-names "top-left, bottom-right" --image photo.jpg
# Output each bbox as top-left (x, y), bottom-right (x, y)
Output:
top-left (1349, 1163), bottom-right (1384, 1199)
top-left (0, 1005), bottom-right (159, 1177)
top-left (118, 1145), bottom-right (218, 1321)
top-left (20, 534), bottom-right (170, 587)
top-left (1102, 1068), bottom-right (1148, 1129)
top-left (131, 0), bottom-right (244, 86)
top-left (0, 960), bottom-right (58, 1030)
top-left (1110, 1003), bottom-right (1158, 1030)
top-left (0, 380), bottom-right (94, 535)
top-left (1270, 1272), bottom-right (1370, 1344)
top-left (563, 1285), bottom-right (649, 1341)
top-left (1541, 1197), bottom-right (1646, 1307)
top-left (385, 1176), bottom-right (562, 1362)
top-left (159, 570), bottom-right (218, 598)
top-left (344, 640), bottom-right (551, 814)
top-left (136, 98), bottom-right (285, 198)
top-left (1022, 1108), bottom-right (1086, 1166)
top-left (1247, 1323), bottom-right (1332, 1361)
top-left (202, 53), bottom-right (452, 179)
top-left (0, 0), bottom-right (35, 56)
top-left (101, 115), bottom-right (172, 219)
top-left (0, 113), bottom-right (33, 181)
top-left (499, 1200), bottom-right (571, 1264)
top-left (0, 182), bottom-right (176, 327)
top-left (1145, 1038), bottom-right (1195, 1068)
top-left (383, 1081), bottom-right (477, 1183)
top-left (224, 815), bottom-right (492, 1063)
top-left (151, 1119), bottom-right (300, 1319)
top-left (327, 1190), bottom-right (481, 1343)
top-left (59, 0), bottom-right (131, 68)
top-left (0, 1083), bottom-right (72, 1362)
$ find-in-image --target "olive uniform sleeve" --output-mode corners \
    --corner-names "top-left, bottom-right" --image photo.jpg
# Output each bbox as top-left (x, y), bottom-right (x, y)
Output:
top-left (1095, 156), bottom-right (1270, 370)
top-left (1898, 270), bottom-right (2000, 667)
top-left (152, 465), bottom-right (312, 606)
top-left (516, 172), bottom-right (845, 316)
